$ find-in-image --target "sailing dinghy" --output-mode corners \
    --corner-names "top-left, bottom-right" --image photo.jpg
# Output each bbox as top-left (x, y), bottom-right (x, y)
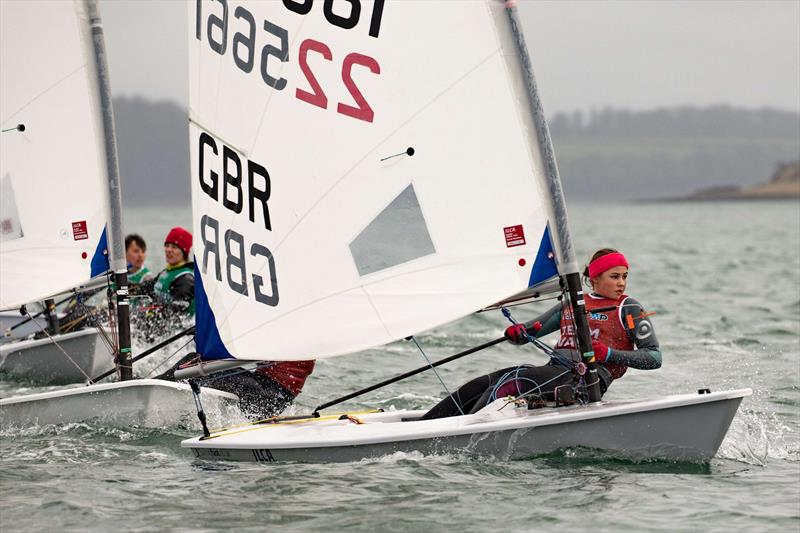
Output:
top-left (1, 308), bottom-right (45, 340)
top-left (0, 328), bottom-right (108, 384)
top-left (0, 282), bottom-right (114, 385)
top-left (0, 0), bottom-right (113, 384)
top-left (0, 0), bottom-right (238, 428)
top-left (181, 0), bottom-right (750, 462)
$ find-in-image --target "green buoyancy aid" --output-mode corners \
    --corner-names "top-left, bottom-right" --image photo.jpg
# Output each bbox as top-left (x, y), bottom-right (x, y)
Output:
top-left (153, 263), bottom-right (195, 314)
top-left (128, 266), bottom-right (151, 284)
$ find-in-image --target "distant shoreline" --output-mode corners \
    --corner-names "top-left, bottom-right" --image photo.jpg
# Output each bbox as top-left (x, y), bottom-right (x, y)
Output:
top-left (642, 195), bottom-right (799, 203)
top-left (647, 161), bottom-right (799, 202)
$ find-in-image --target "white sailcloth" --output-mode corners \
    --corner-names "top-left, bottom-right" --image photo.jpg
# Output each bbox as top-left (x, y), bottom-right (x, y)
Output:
top-left (0, 0), bottom-right (111, 310)
top-left (189, 0), bottom-right (558, 360)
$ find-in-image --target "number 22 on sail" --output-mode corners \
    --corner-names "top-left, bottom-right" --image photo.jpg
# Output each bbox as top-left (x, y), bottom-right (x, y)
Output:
top-left (194, 0), bottom-right (383, 123)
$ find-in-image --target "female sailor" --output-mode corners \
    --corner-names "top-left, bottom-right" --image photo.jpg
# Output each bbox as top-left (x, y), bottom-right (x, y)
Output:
top-left (132, 227), bottom-right (195, 341)
top-left (421, 248), bottom-right (661, 420)
top-left (150, 226), bottom-right (195, 315)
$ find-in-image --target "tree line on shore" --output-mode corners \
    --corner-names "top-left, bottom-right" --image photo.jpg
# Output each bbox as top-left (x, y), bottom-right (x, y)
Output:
top-left (549, 105), bottom-right (799, 138)
top-left (113, 97), bottom-right (800, 204)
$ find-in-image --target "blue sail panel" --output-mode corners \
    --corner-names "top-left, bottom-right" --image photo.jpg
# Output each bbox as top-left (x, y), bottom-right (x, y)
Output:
top-left (528, 225), bottom-right (558, 287)
top-left (90, 226), bottom-right (109, 277)
top-left (194, 263), bottom-right (232, 361)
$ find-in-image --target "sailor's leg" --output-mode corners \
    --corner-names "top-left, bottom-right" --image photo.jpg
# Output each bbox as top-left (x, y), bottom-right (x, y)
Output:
top-left (203, 369), bottom-right (295, 420)
top-left (250, 373), bottom-right (296, 418)
top-left (467, 365), bottom-right (575, 414)
top-left (489, 365), bottom-right (573, 401)
top-left (420, 366), bottom-right (518, 420)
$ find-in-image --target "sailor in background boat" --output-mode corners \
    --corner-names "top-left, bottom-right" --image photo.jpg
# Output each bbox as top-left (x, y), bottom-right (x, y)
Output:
top-left (137, 226), bottom-right (195, 315)
top-left (132, 227), bottom-right (195, 341)
top-left (125, 233), bottom-right (153, 285)
top-left (421, 249), bottom-right (662, 419)
top-left (57, 234), bottom-right (156, 333)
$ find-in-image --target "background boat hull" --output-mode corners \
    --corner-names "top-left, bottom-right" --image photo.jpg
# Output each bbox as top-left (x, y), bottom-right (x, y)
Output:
top-left (0, 379), bottom-right (240, 429)
top-left (0, 329), bottom-right (107, 385)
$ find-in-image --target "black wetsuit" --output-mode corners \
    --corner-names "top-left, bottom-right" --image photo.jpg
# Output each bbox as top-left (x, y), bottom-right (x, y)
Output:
top-left (155, 354), bottom-right (299, 420)
top-left (198, 367), bottom-right (295, 419)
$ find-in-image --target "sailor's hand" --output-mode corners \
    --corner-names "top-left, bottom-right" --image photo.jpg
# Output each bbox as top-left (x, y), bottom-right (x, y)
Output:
top-left (591, 340), bottom-right (611, 362)
top-left (504, 322), bottom-right (541, 345)
top-left (505, 324), bottom-right (527, 344)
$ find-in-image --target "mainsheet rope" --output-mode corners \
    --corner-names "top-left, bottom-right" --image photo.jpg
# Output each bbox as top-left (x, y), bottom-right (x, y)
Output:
top-left (143, 337), bottom-right (197, 378)
top-left (20, 312), bottom-right (94, 382)
top-left (501, 306), bottom-right (574, 368)
top-left (496, 305), bottom-right (589, 408)
top-left (409, 335), bottom-right (464, 416)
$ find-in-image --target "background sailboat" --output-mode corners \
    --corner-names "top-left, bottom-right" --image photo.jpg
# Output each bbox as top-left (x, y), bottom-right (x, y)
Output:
top-left (0, 0), bottom-right (239, 428)
top-left (181, 0), bottom-right (748, 462)
top-left (0, 0), bottom-right (117, 383)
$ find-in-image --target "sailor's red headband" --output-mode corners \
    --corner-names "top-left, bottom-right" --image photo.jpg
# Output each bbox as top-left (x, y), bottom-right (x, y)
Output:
top-left (588, 252), bottom-right (629, 278)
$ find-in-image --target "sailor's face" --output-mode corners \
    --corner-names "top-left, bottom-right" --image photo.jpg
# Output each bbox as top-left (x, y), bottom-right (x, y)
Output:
top-left (164, 243), bottom-right (184, 266)
top-left (591, 266), bottom-right (628, 300)
top-left (126, 242), bottom-right (146, 269)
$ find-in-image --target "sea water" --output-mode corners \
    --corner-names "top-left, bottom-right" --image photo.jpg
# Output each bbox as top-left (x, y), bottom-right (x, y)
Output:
top-left (1, 201), bottom-right (798, 532)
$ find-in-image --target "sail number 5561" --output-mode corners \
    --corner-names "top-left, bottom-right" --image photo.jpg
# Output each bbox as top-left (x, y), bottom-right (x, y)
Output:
top-left (196, 0), bottom-right (382, 123)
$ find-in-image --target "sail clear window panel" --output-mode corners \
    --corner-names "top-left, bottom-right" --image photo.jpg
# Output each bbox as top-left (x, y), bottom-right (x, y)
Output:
top-left (0, 174), bottom-right (24, 241)
top-left (349, 184), bottom-right (436, 277)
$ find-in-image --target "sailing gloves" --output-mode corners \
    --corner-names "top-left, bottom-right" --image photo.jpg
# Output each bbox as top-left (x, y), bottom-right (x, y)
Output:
top-left (591, 340), bottom-right (612, 362)
top-left (504, 322), bottom-right (542, 345)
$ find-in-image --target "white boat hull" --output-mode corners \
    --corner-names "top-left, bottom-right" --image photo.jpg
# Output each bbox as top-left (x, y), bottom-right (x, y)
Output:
top-left (0, 310), bottom-right (45, 341)
top-left (0, 379), bottom-right (240, 429)
top-left (0, 328), bottom-right (107, 384)
top-left (183, 389), bottom-right (751, 464)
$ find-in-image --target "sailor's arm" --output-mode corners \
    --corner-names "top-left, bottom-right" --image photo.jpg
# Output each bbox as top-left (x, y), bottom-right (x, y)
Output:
top-left (605, 298), bottom-right (662, 369)
top-left (137, 275), bottom-right (157, 298)
top-left (169, 273), bottom-right (195, 305)
top-left (504, 303), bottom-right (562, 344)
top-left (521, 304), bottom-right (562, 338)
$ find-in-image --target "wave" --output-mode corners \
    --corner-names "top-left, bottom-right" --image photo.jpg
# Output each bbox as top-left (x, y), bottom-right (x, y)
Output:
top-left (718, 402), bottom-right (799, 465)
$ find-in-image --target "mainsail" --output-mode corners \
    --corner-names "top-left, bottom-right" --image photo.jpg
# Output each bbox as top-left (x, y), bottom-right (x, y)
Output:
top-left (0, 0), bottom-right (112, 310)
top-left (190, 0), bottom-right (563, 361)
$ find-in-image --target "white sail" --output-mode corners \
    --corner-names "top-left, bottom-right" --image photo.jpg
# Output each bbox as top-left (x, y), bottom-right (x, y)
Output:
top-left (0, 0), bottom-right (112, 310)
top-left (189, 0), bottom-right (560, 360)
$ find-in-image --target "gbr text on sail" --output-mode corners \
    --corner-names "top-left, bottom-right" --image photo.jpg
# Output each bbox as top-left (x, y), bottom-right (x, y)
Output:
top-left (193, 0), bottom-right (386, 307)
top-left (197, 133), bottom-right (279, 307)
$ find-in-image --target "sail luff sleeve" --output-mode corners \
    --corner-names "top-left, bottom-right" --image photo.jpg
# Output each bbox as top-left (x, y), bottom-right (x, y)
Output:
top-left (84, 0), bottom-right (124, 273)
top-left (500, 3), bottom-right (578, 276)
top-left (84, 0), bottom-right (132, 380)
top-left (501, 2), bottom-right (601, 401)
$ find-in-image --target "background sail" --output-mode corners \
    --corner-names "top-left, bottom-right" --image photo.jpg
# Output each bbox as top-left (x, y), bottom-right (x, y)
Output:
top-left (190, 0), bottom-right (559, 360)
top-left (0, 0), bottom-right (112, 310)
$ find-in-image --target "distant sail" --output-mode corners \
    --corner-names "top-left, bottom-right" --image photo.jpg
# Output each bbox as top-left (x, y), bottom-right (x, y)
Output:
top-left (189, 0), bottom-right (559, 360)
top-left (0, 0), bottom-right (112, 309)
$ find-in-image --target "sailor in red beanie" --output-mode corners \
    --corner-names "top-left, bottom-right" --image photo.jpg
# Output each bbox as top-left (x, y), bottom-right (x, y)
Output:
top-left (164, 226), bottom-right (192, 262)
top-left (150, 227), bottom-right (195, 316)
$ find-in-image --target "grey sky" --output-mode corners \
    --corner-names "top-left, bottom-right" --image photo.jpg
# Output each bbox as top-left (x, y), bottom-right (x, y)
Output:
top-left (101, 0), bottom-right (800, 114)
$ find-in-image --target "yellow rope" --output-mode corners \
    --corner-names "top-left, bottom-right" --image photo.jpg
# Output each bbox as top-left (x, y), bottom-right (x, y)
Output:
top-left (204, 409), bottom-right (383, 440)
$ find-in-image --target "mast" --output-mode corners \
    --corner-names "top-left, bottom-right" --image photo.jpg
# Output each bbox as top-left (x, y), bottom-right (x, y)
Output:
top-left (85, 0), bottom-right (132, 381)
top-left (502, 2), bottom-right (602, 402)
